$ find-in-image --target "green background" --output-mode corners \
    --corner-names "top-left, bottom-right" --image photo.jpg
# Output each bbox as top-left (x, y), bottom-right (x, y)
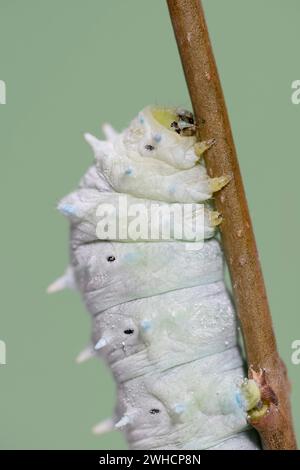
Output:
top-left (0, 0), bottom-right (299, 449)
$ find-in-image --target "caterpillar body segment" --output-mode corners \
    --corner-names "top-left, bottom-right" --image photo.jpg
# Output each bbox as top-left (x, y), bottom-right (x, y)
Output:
top-left (58, 189), bottom-right (220, 243)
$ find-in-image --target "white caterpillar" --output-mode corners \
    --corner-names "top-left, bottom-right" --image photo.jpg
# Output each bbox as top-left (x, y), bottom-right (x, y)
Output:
top-left (51, 106), bottom-right (263, 450)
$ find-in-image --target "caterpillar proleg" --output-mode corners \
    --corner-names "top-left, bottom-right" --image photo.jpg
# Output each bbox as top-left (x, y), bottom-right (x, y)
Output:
top-left (51, 106), bottom-right (266, 450)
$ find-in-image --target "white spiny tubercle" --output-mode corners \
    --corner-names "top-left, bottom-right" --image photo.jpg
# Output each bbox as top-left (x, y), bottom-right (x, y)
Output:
top-left (76, 345), bottom-right (96, 364)
top-left (92, 418), bottom-right (114, 435)
top-left (47, 266), bottom-right (76, 293)
top-left (94, 337), bottom-right (108, 351)
top-left (84, 132), bottom-right (112, 159)
top-left (84, 132), bottom-right (101, 150)
top-left (115, 415), bottom-right (131, 429)
top-left (102, 123), bottom-right (118, 142)
top-left (47, 277), bottom-right (66, 294)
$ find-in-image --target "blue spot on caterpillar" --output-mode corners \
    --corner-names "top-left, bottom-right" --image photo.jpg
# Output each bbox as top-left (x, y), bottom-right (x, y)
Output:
top-left (153, 133), bottom-right (162, 143)
top-left (235, 390), bottom-right (246, 409)
top-left (123, 252), bottom-right (140, 264)
top-left (140, 319), bottom-right (152, 332)
top-left (168, 185), bottom-right (176, 195)
top-left (59, 204), bottom-right (77, 216)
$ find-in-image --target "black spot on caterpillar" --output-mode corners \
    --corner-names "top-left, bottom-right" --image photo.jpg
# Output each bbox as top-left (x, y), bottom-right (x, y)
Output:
top-left (51, 106), bottom-right (262, 450)
top-left (149, 409), bottom-right (160, 415)
top-left (144, 144), bottom-right (155, 151)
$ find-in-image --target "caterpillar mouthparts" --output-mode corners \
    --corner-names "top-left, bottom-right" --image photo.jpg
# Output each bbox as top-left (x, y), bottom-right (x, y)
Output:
top-left (50, 106), bottom-right (264, 450)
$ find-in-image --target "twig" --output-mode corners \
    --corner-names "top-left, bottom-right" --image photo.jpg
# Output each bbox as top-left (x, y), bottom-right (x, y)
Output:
top-left (167, 0), bottom-right (297, 450)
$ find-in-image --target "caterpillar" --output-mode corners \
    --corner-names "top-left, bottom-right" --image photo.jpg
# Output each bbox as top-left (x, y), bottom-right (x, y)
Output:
top-left (50, 106), bottom-right (266, 450)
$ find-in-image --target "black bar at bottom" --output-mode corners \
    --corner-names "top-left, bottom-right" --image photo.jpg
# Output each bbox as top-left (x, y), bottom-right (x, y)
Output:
top-left (0, 450), bottom-right (299, 467)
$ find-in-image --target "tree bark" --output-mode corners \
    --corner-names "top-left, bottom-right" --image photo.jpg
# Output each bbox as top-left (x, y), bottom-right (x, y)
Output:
top-left (167, 0), bottom-right (297, 450)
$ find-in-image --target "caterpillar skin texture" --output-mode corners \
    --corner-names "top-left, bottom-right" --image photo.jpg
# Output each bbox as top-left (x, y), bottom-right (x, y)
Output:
top-left (55, 106), bottom-right (262, 450)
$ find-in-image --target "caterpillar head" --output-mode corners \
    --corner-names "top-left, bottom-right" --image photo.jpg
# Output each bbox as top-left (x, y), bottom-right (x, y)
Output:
top-left (122, 106), bottom-right (198, 169)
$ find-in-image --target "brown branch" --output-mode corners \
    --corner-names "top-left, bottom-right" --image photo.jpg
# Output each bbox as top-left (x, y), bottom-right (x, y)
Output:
top-left (167, 0), bottom-right (297, 450)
